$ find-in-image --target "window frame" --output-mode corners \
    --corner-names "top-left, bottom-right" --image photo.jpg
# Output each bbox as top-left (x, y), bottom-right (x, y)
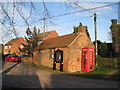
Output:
top-left (49, 49), bottom-right (54, 59)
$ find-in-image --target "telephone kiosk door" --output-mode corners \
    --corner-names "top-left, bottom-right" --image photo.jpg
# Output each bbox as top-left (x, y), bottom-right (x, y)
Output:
top-left (81, 48), bottom-right (95, 72)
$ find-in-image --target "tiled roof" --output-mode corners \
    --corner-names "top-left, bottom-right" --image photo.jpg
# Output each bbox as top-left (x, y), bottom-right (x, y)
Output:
top-left (35, 33), bottom-right (78, 50)
top-left (5, 38), bottom-right (22, 45)
top-left (37, 31), bottom-right (53, 39)
top-left (30, 30), bottom-right (55, 41)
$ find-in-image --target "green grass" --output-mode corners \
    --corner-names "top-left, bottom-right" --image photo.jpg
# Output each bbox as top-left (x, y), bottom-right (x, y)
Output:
top-left (75, 68), bottom-right (119, 81)
top-left (80, 68), bottom-right (115, 74)
top-left (30, 63), bottom-right (65, 74)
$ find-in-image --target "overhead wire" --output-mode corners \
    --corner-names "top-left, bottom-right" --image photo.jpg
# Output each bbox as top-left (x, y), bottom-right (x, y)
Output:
top-left (69, 1), bottom-right (119, 23)
top-left (49, 15), bottom-right (93, 32)
top-left (29, 2), bottom-right (118, 25)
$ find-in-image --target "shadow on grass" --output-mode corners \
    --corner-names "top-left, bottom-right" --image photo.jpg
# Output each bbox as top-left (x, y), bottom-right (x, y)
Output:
top-left (65, 69), bottom-right (119, 82)
top-left (68, 73), bottom-right (119, 81)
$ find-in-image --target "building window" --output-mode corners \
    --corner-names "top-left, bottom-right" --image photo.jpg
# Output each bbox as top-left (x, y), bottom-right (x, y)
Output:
top-left (49, 49), bottom-right (54, 59)
top-left (20, 45), bottom-right (24, 49)
top-left (38, 41), bottom-right (43, 46)
top-left (9, 45), bottom-right (11, 49)
top-left (4, 46), bottom-right (8, 49)
top-left (4, 52), bottom-right (8, 54)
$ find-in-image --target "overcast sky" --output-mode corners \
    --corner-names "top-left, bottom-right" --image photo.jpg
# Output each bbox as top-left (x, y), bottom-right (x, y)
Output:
top-left (0, 0), bottom-right (119, 44)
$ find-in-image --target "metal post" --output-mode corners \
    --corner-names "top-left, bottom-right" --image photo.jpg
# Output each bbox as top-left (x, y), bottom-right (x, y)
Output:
top-left (118, 1), bottom-right (120, 24)
top-left (94, 13), bottom-right (98, 65)
top-left (43, 17), bottom-right (46, 40)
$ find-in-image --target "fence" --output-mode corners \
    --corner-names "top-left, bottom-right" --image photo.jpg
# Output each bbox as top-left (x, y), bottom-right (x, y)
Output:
top-left (96, 56), bottom-right (120, 69)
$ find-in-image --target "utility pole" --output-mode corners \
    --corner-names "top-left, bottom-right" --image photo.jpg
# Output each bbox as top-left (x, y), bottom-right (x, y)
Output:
top-left (118, 1), bottom-right (120, 24)
top-left (43, 17), bottom-right (46, 40)
top-left (94, 13), bottom-right (98, 65)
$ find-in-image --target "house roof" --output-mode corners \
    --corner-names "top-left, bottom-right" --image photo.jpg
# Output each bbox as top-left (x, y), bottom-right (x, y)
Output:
top-left (37, 30), bottom-right (54, 39)
top-left (5, 37), bottom-right (23, 45)
top-left (30, 30), bottom-right (57, 41)
top-left (35, 33), bottom-right (78, 50)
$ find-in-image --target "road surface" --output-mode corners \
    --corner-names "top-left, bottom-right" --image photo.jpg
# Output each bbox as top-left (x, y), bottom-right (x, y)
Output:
top-left (1, 62), bottom-right (119, 88)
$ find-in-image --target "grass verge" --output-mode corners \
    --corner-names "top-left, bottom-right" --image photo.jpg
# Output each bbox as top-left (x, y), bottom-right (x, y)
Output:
top-left (72, 68), bottom-right (119, 82)
top-left (27, 63), bottom-right (66, 74)
top-left (24, 62), bottom-right (119, 82)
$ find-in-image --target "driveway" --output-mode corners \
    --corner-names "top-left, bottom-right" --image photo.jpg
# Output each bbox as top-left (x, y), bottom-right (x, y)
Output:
top-left (2, 62), bottom-right (119, 88)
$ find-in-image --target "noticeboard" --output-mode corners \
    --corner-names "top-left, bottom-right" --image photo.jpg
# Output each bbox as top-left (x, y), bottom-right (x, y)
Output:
top-left (54, 49), bottom-right (63, 63)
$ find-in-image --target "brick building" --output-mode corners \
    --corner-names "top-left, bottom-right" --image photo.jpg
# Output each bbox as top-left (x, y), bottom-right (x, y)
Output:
top-left (3, 37), bottom-right (27, 55)
top-left (33, 25), bottom-right (94, 72)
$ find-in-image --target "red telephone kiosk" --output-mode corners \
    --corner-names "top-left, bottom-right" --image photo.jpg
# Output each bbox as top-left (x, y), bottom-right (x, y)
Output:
top-left (81, 48), bottom-right (95, 72)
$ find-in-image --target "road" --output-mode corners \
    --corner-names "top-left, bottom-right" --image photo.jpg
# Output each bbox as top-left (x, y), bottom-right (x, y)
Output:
top-left (2, 62), bottom-right (119, 88)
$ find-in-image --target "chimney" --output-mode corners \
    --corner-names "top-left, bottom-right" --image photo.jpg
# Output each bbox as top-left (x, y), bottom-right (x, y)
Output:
top-left (78, 25), bottom-right (87, 33)
top-left (111, 19), bottom-right (117, 25)
top-left (110, 19), bottom-right (118, 31)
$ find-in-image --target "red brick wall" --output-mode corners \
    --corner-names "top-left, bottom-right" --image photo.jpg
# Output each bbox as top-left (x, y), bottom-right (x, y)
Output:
top-left (33, 49), bottom-right (54, 67)
top-left (64, 48), bottom-right (81, 72)
top-left (66, 27), bottom-right (94, 72)
top-left (33, 50), bottom-right (39, 64)
top-left (11, 38), bottom-right (26, 55)
top-left (4, 38), bottom-right (27, 55)
top-left (33, 47), bottom-right (82, 72)
top-left (33, 48), bottom-right (67, 71)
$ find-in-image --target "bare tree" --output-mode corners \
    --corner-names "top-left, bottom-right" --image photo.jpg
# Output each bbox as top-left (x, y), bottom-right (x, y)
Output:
top-left (0, 1), bottom-right (53, 43)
